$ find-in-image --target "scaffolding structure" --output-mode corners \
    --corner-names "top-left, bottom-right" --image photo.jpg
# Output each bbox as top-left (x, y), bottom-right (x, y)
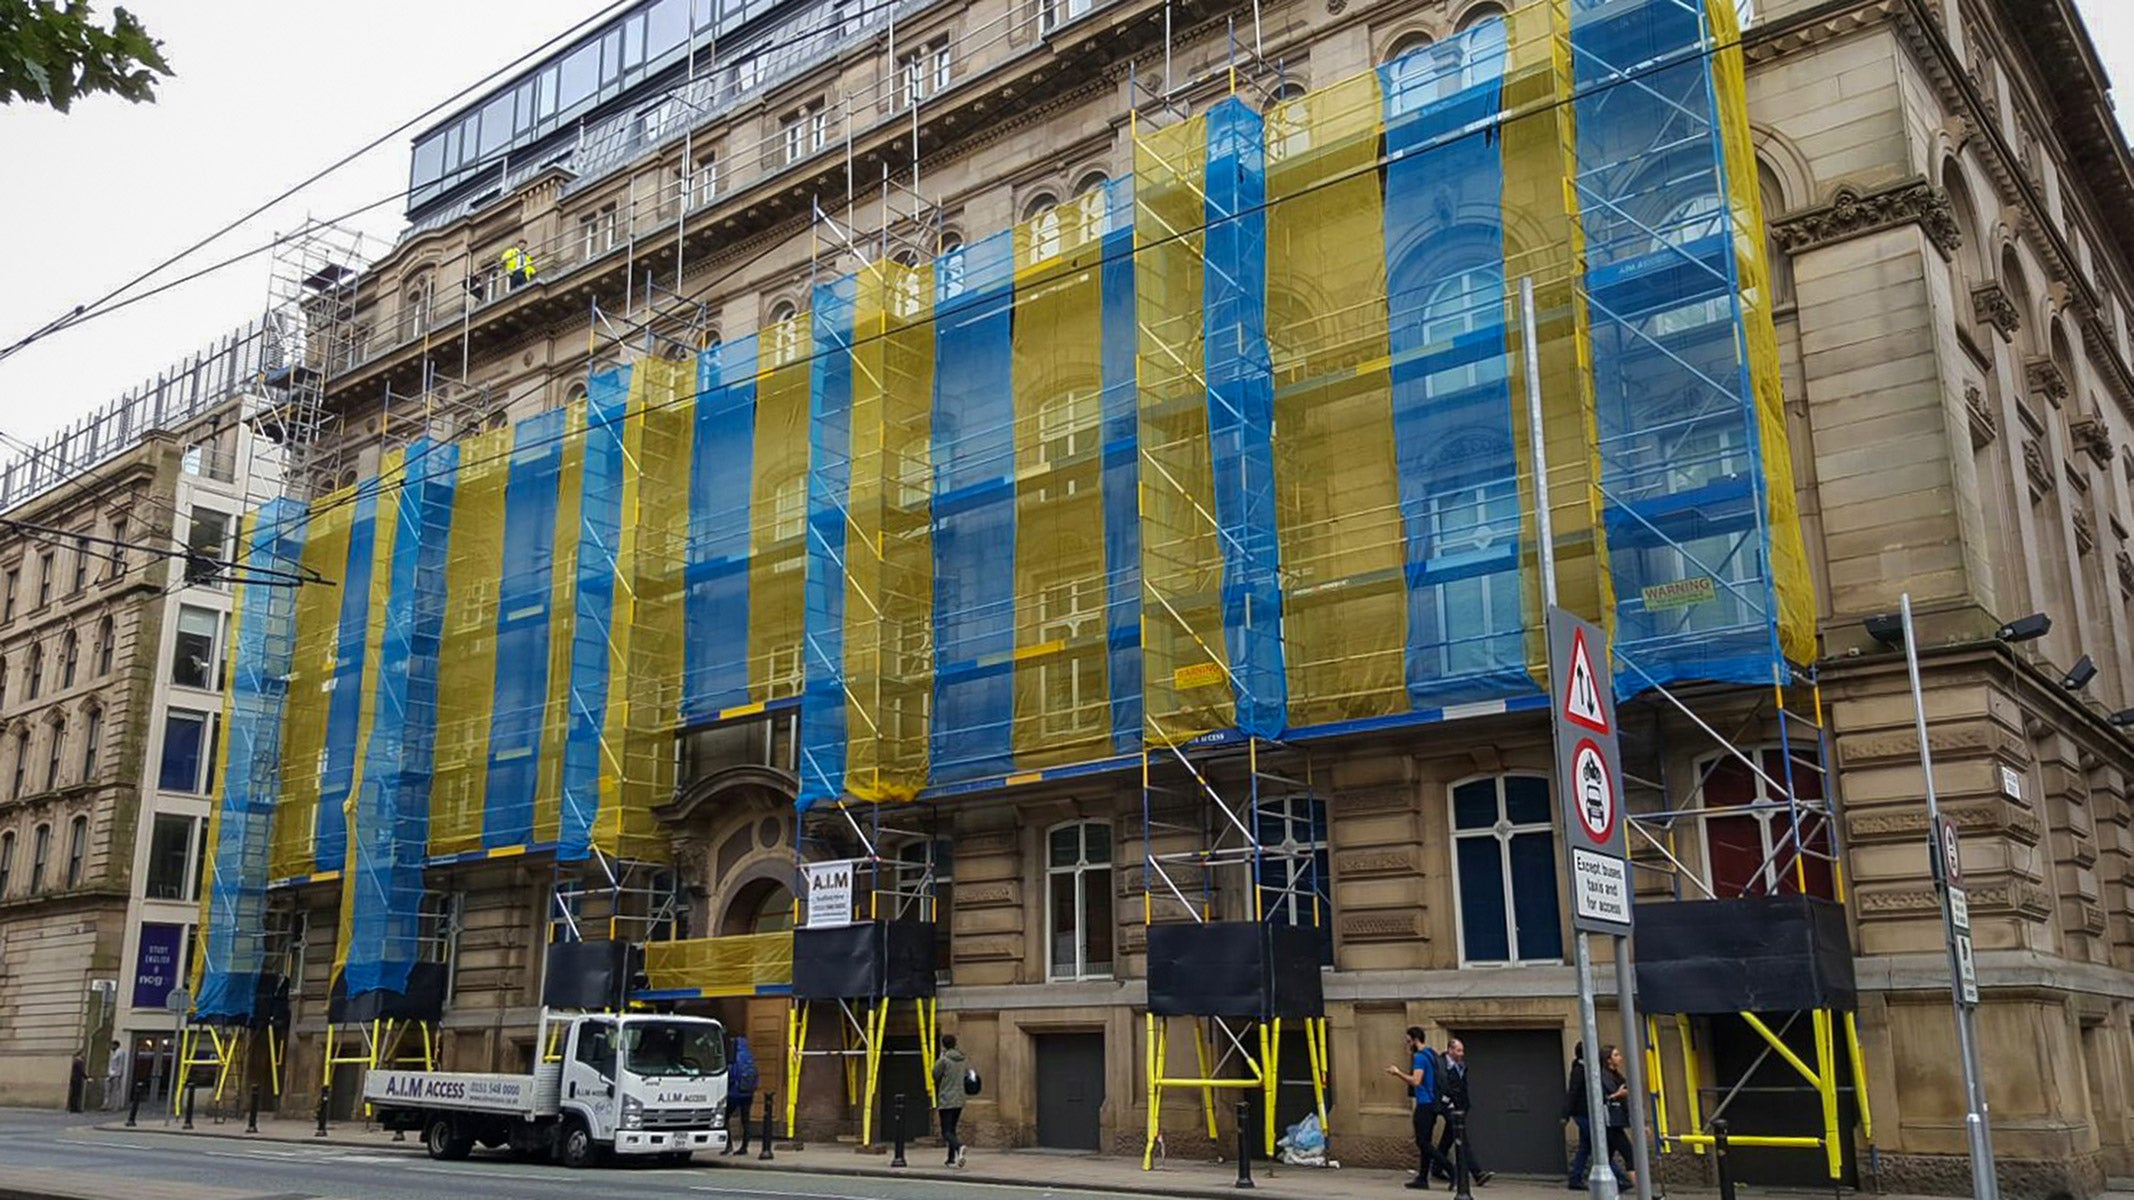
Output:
top-left (190, 0), bottom-right (1870, 1170)
top-left (256, 221), bottom-right (368, 499)
top-left (780, 802), bottom-right (944, 1147)
top-left (186, 499), bottom-right (309, 1107)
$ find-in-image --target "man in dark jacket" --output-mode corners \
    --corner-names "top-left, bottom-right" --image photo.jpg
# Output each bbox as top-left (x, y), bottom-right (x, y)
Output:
top-left (1433, 1039), bottom-right (1492, 1185)
top-left (1564, 1042), bottom-right (1590, 1190)
top-left (724, 1036), bottom-right (758, 1155)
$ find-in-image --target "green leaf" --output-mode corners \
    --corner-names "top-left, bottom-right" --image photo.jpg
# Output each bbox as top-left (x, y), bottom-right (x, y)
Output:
top-left (0, 0), bottom-right (172, 112)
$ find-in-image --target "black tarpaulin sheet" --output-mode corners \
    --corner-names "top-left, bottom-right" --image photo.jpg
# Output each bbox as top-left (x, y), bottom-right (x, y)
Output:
top-left (1147, 921), bottom-right (1325, 1020)
top-left (542, 939), bottom-right (638, 1010)
top-left (1635, 895), bottom-right (1856, 1015)
top-left (792, 920), bottom-right (938, 1000)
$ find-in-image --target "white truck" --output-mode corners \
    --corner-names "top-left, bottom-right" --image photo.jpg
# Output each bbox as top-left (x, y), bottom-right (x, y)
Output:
top-left (364, 1013), bottom-right (730, 1167)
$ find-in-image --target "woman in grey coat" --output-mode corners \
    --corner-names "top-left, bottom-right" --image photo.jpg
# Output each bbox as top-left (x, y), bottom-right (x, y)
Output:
top-left (932, 1033), bottom-right (970, 1166)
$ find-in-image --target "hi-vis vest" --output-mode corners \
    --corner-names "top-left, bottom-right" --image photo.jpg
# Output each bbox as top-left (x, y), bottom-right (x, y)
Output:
top-left (501, 247), bottom-right (535, 279)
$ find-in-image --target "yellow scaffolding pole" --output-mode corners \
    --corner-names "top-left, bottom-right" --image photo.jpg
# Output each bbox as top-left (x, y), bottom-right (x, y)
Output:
top-left (784, 1001), bottom-right (808, 1136)
top-left (1675, 1015), bottom-right (1703, 1155)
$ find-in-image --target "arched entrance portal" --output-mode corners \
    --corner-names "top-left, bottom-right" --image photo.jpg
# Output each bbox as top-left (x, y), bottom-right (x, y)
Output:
top-left (723, 878), bottom-right (794, 937)
top-left (714, 874), bottom-right (795, 1118)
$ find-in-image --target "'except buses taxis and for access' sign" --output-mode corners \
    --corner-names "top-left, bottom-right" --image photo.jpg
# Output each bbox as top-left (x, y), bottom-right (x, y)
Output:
top-left (1548, 608), bottom-right (1634, 935)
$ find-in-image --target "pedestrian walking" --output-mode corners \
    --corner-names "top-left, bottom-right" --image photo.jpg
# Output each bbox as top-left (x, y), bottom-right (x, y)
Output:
top-left (1385, 1026), bottom-right (1454, 1189)
top-left (932, 1033), bottom-right (972, 1167)
top-left (103, 1040), bottom-right (125, 1111)
top-left (1564, 1042), bottom-right (1593, 1190)
top-left (1433, 1039), bottom-right (1492, 1185)
top-left (723, 1035), bottom-right (758, 1155)
top-left (1599, 1045), bottom-right (1638, 1192)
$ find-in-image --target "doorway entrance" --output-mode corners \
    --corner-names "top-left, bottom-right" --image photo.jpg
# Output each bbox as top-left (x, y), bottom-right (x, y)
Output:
top-left (1447, 1028), bottom-right (1566, 1176)
top-left (1034, 1032), bottom-right (1105, 1151)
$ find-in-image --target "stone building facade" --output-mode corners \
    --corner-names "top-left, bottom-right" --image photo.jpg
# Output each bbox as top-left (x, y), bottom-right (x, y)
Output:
top-left (0, 375), bottom-right (277, 1110)
top-left (240, 0), bottom-right (2134, 1190)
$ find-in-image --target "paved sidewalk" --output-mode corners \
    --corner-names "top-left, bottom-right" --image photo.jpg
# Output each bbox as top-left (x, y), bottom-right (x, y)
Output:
top-left (98, 1115), bottom-right (1528, 1199)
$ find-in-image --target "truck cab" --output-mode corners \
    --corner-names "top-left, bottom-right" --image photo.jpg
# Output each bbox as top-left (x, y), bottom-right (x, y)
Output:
top-left (559, 1014), bottom-right (729, 1163)
top-left (367, 1013), bottom-right (729, 1167)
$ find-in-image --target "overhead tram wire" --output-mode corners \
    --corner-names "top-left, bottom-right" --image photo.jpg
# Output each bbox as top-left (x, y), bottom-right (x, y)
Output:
top-left (149, 13), bottom-right (1761, 581)
top-left (0, 0), bottom-right (648, 369)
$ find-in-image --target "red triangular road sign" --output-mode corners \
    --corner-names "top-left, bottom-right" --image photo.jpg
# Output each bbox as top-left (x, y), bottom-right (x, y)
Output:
top-left (1562, 627), bottom-right (1610, 735)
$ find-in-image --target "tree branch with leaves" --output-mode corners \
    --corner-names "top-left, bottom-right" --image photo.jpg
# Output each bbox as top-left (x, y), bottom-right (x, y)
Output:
top-left (0, 0), bottom-right (171, 112)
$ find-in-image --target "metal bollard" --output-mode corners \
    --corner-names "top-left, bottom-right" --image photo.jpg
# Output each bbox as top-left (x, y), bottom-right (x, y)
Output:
top-left (246, 1085), bottom-right (260, 1134)
top-left (125, 1080), bottom-right (142, 1129)
top-left (1233, 1100), bottom-right (1255, 1189)
top-left (1713, 1120), bottom-right (1736, 1200)
top-left (891, 1093), bottom-right (908, 1167)
top-left (183, 1083), bottom-right (197, 1131)
top-left (314, 1087), bottom-right (330, 1137)
top-left (759, 1091), bottom-right (776, 1161)
top-left (1452, 1111), bottom-right (1473, 1200)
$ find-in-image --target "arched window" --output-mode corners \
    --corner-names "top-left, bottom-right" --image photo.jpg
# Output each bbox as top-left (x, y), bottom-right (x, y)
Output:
top-left (65, 814), bottom-right (86, 888)
top-left (95, 616), bottom-right (114, 677)
top-left (1072, 173), bottom-right (1110, 248)
top-left (2000, 245), bottom-right (2034, 336)
top-left (1449, 773), bottom-right (1563, 964)
top-left (770, 470), bottom-right (808, 545)
top-left (1758, 161), bottom-right (1794, 305)
top-left (45, 716), bottom-right (65, 791)
top-left (1694, 746), bottom-right (1833, 898)
top-left (29, 822), bottom-right (50, 893)
top-left (25, 645), bottom-right (42, 699)
top-left (1421, 267), bottom-right (1508, 400)
top-left (0, 829), bottom-right (12, 896)
top-left (767, 300), bottom-right (803, 366)
top-left (405, 270), bottom-right (435, 336)
top-left (937, 233), bottom-right (967, 302)
top-left (723, 878), bottom-right (794, 936)
top-left (60, 629), bottom-right (77, 690)
top-left (0, 654), bottom-right (8, 710)
top-left (9, 728), bottom-right (26, 798)
top-left (1454, 4), bottom-right (1509, 91)
top-left (1384, 33), bottom-right (1440, 116)
top-left (80, 705), bottom-right (101, 783)
top-left (1045, 820), bottom-right (1113, 980)
top-left (1267, 80), bottom-right (1311, 163)
top-left (1023, 193), bottom-right (1062, 263)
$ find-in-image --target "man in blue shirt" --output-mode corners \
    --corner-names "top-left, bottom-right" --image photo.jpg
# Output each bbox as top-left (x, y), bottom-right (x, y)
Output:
top-left (1385, 1026), bottom-right (1454, 1189)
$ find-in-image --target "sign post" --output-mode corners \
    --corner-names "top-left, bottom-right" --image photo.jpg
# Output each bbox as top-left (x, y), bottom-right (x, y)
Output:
top-left (1520, 276), bottom-right (1647, 1200)
top-left (1548, 608), bottom-right (1644, 1200)
top-left (1898, 593), bottom-right (1996, 1198)
top-left (164, 985), bottom-right (190, 1121)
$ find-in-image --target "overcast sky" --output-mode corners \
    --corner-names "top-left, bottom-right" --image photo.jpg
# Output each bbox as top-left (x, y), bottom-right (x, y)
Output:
top-left (1, 0), bottom-right (2132, 452)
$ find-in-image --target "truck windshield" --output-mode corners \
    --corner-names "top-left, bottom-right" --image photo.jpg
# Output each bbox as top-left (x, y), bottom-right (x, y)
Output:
top-left (622, 1021), bottom-right (726, 1079)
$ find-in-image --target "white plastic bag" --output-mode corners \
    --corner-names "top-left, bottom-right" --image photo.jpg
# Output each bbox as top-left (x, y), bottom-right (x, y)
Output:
top-left (1276, 1113), bottom-right (1328, 1166)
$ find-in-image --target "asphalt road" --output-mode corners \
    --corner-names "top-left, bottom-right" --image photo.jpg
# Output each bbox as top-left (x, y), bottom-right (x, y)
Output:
top-left (0, 1110), bottom-right (1164, 1200)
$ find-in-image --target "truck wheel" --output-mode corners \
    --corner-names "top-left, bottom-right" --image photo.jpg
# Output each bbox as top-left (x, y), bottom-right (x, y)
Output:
top-left (424, 1117), bottom-right (473, 1161)
top-left (560, 1117), bottom-right (599, 1169)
